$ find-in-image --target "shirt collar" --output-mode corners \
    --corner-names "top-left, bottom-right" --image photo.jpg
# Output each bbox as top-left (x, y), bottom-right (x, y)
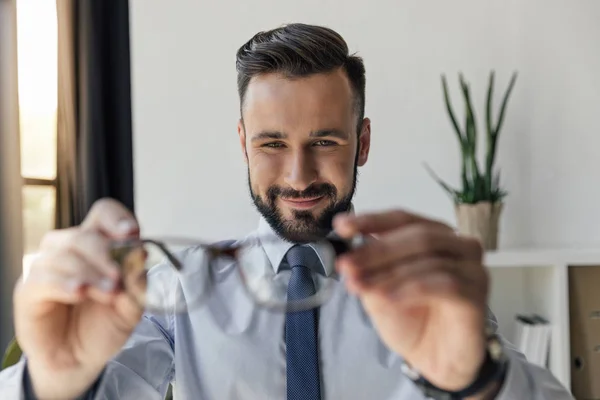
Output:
top-left (255, 205), bottom-right (355, 277)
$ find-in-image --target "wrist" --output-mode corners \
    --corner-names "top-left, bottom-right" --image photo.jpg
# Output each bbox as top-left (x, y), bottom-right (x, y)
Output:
top-left (402, 324), bottom-right (508, 400)
top-left (26, 357), bottom-right (104, 399)
top-left (434, 339), bottom-right (488, 391)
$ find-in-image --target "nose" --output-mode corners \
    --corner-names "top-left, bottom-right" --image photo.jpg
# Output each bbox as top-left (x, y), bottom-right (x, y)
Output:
top-left (283, 148), bottom-right (317, 191)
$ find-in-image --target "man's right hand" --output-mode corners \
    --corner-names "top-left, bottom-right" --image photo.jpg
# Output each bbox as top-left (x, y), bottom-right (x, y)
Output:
top-left (13, 198), bottom-right (144, 399)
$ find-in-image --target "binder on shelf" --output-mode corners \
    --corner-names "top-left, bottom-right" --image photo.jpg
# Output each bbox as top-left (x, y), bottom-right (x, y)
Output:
top-left (513, 313), bottom-right (551, 368)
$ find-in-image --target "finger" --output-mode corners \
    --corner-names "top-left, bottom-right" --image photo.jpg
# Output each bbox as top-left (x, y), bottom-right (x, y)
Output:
top-left (337, 224), bottom-right (481, 276)
top-left (113, 290), bottom-right (146, 324)
top-left (347, 256), bottom-right (457, 294)
top-left (365, 270), bottom-right (477, 306)
top-left (391, 271), bottom-right (476, 305)
top-left (22, 252), bottom-right (118, 307)
top-left (333, 209), bottom-right (451, 237)
top-left (81, 198), bottom-right (139, 239)
top-left (28, 250), bottom-right (116, 292)
top-left (365, 259), bottom-right (483, 299)
top-left (85, 285), bottom-right (121, 305)
top-left (39, 229), bottom-right (120, 280)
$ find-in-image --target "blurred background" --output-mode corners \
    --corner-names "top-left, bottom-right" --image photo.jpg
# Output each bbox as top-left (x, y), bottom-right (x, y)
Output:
top-left (129, 0), bottom-right (600, 248)
top-left (1, 0), bottom-right (599, 397)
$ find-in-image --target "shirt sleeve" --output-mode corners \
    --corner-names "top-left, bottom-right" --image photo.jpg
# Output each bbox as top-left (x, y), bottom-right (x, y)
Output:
top-left (494, 349), bottom-right (574, 400)
top-left (0, 356), bottom-right (28, 399)
top-left (487, 310), bottom-right (575, 399)
top-left (0, 313), bottom-right (175, 400)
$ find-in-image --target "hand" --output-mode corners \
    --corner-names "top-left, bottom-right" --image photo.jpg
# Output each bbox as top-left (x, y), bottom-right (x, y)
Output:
top-left (333, 209), bottom-right (490, 392)
top-left (14, 198), bottom-right (144, 399)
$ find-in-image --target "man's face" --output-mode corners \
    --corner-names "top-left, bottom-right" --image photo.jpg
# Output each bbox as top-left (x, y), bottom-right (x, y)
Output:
top-left (238, 68), bottom-right (370, 243)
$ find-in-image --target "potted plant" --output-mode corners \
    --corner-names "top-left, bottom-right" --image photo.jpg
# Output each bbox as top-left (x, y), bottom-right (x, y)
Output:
top-left (426, 71), bottom-right (517, 250)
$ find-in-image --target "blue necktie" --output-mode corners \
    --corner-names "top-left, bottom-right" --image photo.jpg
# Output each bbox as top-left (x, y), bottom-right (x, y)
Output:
top-left (285, 245), bottom-right (322, 400)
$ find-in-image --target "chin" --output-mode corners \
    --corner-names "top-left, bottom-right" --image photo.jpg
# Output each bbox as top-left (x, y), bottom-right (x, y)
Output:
top-left (284, 209), bottom-right (328, 226)
top-left (281, 204), bottom-right (317, 215)
top-left (280, 222), bottom-right (330, 243)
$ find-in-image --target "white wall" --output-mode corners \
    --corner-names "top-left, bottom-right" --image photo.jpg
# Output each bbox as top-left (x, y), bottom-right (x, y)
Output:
top-left (130, 0), bottom-right (600, 248)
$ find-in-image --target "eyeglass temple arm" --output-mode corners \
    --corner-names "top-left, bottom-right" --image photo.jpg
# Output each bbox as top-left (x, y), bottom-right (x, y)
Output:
top-left (110, 238), bottom-right (185, 272)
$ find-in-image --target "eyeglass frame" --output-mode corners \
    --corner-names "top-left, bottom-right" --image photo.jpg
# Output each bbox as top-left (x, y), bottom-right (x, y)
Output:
top-left (109, 234), bottom-right (361, 314)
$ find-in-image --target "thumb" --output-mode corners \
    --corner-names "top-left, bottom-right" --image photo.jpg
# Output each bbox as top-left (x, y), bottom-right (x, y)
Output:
top-left (81, 198), bottom-right (139, 238)
top-left (332, 212), bottom-right (358, 239)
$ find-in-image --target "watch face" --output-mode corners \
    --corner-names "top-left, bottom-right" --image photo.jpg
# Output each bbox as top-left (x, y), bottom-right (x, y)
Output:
top-left (488, 334), bottom-right (508, 364)
top-left (400, 361), bottom-right (420, 381)
top-left (490, 338), bottom-right (503, 359)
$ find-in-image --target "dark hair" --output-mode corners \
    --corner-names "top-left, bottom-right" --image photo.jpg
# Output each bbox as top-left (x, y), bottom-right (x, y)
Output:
top-left (236, 23), bottom-right (366, 128)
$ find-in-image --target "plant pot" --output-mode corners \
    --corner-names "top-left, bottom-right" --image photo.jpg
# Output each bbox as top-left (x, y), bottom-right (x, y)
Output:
top-left (455, 201), bottom-right (503, 250)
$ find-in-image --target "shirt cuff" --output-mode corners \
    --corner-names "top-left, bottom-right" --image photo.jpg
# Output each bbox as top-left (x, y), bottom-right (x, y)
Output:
top-left (22, 361), bottom-right (107, 400)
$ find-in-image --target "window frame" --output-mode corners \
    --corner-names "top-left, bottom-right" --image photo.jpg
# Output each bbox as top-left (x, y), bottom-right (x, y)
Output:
top-left (23, 177), bottom-right (55, 187)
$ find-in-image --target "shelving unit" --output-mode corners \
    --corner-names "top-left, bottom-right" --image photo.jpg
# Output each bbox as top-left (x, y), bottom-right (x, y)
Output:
top-left (484, 248), bottom-right (600, 392)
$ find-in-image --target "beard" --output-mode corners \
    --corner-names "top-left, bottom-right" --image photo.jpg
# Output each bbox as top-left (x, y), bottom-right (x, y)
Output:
top-left (249, 166), bottom-right (358, 243)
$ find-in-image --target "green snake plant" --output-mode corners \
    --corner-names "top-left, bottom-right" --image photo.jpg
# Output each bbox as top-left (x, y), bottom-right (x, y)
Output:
top-left (1, 338), bottom-right (22, 370)
top-left (426, 71), bottom-right (517, 205)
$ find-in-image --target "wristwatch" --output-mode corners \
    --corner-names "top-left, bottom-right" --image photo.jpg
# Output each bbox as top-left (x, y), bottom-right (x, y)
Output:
top-left (401, 323), bottom-right (509, 400)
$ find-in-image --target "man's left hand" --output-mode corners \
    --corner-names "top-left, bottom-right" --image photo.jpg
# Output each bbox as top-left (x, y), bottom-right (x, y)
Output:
top-left (333, 209), bottom-right (490, 392)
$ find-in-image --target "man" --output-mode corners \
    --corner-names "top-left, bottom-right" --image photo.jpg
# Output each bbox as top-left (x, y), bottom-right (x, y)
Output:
top-left (0, 23), bottom-right (572, 399)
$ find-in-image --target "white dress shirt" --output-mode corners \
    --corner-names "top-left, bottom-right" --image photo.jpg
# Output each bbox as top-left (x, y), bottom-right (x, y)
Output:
top-left (0, 217), bottom-right (574, 399)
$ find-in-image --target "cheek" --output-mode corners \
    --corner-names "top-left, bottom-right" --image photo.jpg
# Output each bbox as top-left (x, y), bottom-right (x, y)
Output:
top-left (316, 151), bottom-right (356, 191)
top-left (249, 153), bottom-right (282, 192)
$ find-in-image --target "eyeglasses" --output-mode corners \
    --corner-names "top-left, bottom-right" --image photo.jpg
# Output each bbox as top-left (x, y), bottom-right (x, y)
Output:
top-left (110, 234), bottom-right (360, 314)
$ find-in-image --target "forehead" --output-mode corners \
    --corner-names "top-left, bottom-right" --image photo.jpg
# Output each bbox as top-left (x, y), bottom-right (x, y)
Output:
top-left (242, 69), bottom-right (355, 133)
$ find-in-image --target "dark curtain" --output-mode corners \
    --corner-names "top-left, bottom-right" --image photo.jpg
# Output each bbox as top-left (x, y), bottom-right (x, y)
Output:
top-left (56, 0), bottom-right (135, 228)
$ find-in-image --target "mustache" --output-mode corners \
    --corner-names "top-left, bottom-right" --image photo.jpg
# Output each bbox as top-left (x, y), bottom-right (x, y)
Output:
top-left (267, 183), bottom-right (337, 201)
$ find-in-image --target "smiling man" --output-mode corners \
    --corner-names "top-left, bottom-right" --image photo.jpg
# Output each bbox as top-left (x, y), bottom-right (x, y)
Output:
top-left (0, 23), bottom-right (573, 400)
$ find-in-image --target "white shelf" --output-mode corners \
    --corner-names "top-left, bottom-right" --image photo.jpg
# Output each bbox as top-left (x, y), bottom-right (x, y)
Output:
top-left (481, 247), bottom-right (597, 394)
top-left (485, 247), bottom-right (600, 268)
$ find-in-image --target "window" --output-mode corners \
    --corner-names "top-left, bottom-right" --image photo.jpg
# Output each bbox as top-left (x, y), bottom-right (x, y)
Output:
top-left (16, 0), bottom-right (58, 268)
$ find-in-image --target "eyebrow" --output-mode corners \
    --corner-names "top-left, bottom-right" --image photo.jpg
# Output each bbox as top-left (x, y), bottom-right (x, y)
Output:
top-left (311, 129), bottom-right (349, 140)
top-left (251, 131), bottom-right (286, 142)
top-left (250, 129), bottom-right (349, 142)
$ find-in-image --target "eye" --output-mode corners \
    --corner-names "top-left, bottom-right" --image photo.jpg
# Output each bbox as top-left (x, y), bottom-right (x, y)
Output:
top-left (262, 142), bottom-right (285, 148)
top-left (313, 140), bottom-right (337, 146)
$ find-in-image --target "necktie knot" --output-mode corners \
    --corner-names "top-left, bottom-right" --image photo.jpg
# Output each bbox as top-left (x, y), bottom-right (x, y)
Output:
top-left (285, 245), bottom-right (320, 302)
top-left (285, 245), bottom-right (323, 274)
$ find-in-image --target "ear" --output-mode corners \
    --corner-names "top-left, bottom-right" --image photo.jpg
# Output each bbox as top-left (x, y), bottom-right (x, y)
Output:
top-left (356, 117), bottom-right (371, 167)
top-left (238, 119), bottom-right (248, 164)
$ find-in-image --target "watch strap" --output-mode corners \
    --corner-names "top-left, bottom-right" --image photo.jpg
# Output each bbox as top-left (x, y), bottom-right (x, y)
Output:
top-left (402, 333), bottom-right (508, 400)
